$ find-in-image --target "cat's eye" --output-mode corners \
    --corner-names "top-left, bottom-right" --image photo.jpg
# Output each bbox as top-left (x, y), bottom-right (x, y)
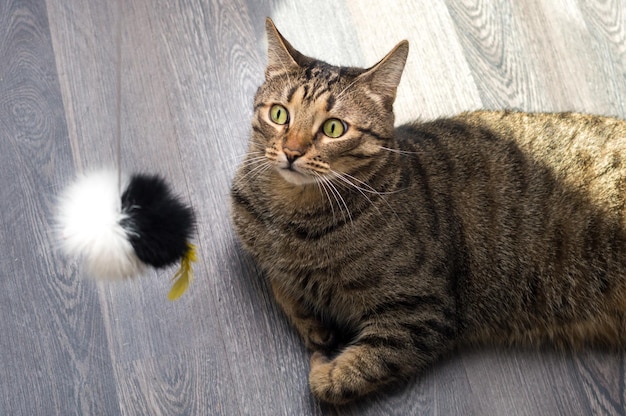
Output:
top-left (269, 104), bottom-right (289, 125)
top-left (322, 118), bottom-right (347, 138)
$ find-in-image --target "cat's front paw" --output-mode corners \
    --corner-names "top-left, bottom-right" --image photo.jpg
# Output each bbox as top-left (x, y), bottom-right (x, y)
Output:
top-left (309, 345), bottom-right (396, 404)
top-left (309, 351), bottom-right (358, 405)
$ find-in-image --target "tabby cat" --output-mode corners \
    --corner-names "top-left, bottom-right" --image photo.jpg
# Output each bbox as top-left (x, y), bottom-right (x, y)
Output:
top-left (231, 18), bottom-right (626, 404)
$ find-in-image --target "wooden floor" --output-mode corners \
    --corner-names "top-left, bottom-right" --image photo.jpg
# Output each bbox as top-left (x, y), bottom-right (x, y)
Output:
top-left (1, 0), bottom-right (626, 414)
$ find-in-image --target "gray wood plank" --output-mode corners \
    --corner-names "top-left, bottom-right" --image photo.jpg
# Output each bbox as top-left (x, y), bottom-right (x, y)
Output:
top-left (114, 349), bottom-right (238, 416)
top-left (0, 0), bottom-right (121, 415)
top-left (577, 0), bottom-right (626, 116)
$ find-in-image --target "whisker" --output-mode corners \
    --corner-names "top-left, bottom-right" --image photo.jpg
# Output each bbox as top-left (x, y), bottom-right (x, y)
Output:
top-left (222, 150), bottom-right (265, 164)
top-left (240, 141), bottom-right (267, 156)
top-left (272, 49), bottom-right (297, 95)
top-left (237, 164), bottom-right (273, 189)
top-left (236, 155), bottom-right (269, 167)
top-left (220, 154), bottom-right (267, 177)
top-left (313, 172), bottom-right (337, 225)
top-left (336, 77), bottom-right (360, 101)
top-left (233, 159), bottom-right (273, 189)
top-left (328, 170), bottom-right (401, 220)
top-left (249, 139), bottom-right (267, 150)
top-left (377, 145), bottom-right (419, 156)
top-left (332, 170), bottom-right (405, 195)
top-left (330, 171), bottom-right (380, 213)
top-left (322, 174), bottom-right (353, 226)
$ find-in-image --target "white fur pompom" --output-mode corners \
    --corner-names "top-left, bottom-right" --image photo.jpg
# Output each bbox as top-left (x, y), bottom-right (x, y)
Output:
top-left (57, 170), bottom-right (144, 280)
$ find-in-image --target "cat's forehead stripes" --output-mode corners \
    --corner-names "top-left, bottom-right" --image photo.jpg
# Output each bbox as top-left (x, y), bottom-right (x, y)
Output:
top-left (325, 95), bottom-right (336, 113)
top-left (283, 63), bottom-right (345, 107)
top-left (285, 83), bottom-right (335, 111)
top-left (285, 84), bottom-right (303, 103)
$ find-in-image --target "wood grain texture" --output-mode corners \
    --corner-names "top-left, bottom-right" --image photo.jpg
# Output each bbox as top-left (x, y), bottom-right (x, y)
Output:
top-left (346, 0), bottom-right (483, 121)
top-left (0, 0), bottom-right (120, 415)
top-left (0, 0), bottom-right (623, 414)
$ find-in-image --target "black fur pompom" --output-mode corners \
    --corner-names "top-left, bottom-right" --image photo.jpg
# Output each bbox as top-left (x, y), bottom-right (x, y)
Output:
top-left (120, 174), bottom-right (195, 268)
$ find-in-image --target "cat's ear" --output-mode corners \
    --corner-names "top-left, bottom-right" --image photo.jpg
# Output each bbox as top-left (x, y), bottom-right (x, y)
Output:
top-left (358, 41), bottom-right (409, 106)
top-left (265, 18), bottom-right (313, 79)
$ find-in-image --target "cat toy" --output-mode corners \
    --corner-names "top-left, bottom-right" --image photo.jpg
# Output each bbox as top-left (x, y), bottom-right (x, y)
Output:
top-left (57, 171), bottom-right (196, 300)
top-left (56, 3), bottom-right (196, 300)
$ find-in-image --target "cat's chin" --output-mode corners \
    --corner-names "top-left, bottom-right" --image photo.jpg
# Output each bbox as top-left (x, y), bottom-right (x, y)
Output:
top-left (276, 167), bottom-right (317, 186)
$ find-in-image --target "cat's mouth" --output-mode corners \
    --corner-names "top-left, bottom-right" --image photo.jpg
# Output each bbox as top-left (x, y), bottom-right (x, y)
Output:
top-left (277, 165), bottom-right (317, 186)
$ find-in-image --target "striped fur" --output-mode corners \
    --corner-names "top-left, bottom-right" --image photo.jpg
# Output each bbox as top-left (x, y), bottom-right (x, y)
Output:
top-left (230, 19), bottom-right (626, 404)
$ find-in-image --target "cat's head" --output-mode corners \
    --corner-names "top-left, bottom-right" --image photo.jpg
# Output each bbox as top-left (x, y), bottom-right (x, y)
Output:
top-left (252, 18), bottom-right (408, 186)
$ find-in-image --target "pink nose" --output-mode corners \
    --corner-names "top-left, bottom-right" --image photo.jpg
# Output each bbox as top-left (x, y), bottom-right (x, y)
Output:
top-left (283, 147), bottom-right (303, 164)
top-left (283, 133), bottom-right (309, 162)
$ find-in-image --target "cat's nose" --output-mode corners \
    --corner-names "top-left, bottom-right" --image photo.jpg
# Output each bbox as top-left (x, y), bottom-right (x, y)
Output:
top-left (283, 147), bottom-right (303, 165)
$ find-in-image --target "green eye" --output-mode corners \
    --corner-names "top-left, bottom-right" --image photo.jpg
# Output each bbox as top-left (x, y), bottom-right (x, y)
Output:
top-left (322, 118), bottom-right (346, 138)
top-left (269, 104), bottom-right (289, 125)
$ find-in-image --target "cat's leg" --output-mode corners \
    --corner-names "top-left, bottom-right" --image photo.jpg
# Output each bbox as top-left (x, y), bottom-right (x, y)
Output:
top-left (269, 279), bottom-right (335, 351)
top-left (308, 317), bottom-right (454, 404)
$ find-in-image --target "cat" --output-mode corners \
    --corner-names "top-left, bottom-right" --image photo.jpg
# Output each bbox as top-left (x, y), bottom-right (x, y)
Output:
top-left (230, 18), bottom-right (626, 404)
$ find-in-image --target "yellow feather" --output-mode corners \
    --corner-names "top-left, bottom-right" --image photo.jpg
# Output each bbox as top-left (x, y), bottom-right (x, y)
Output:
top-left (168, 243), bottom-right (197, 301)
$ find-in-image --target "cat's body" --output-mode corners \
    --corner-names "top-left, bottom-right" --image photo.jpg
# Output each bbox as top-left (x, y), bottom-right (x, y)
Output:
top-left (231, 19), bottom-right (626, 404)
